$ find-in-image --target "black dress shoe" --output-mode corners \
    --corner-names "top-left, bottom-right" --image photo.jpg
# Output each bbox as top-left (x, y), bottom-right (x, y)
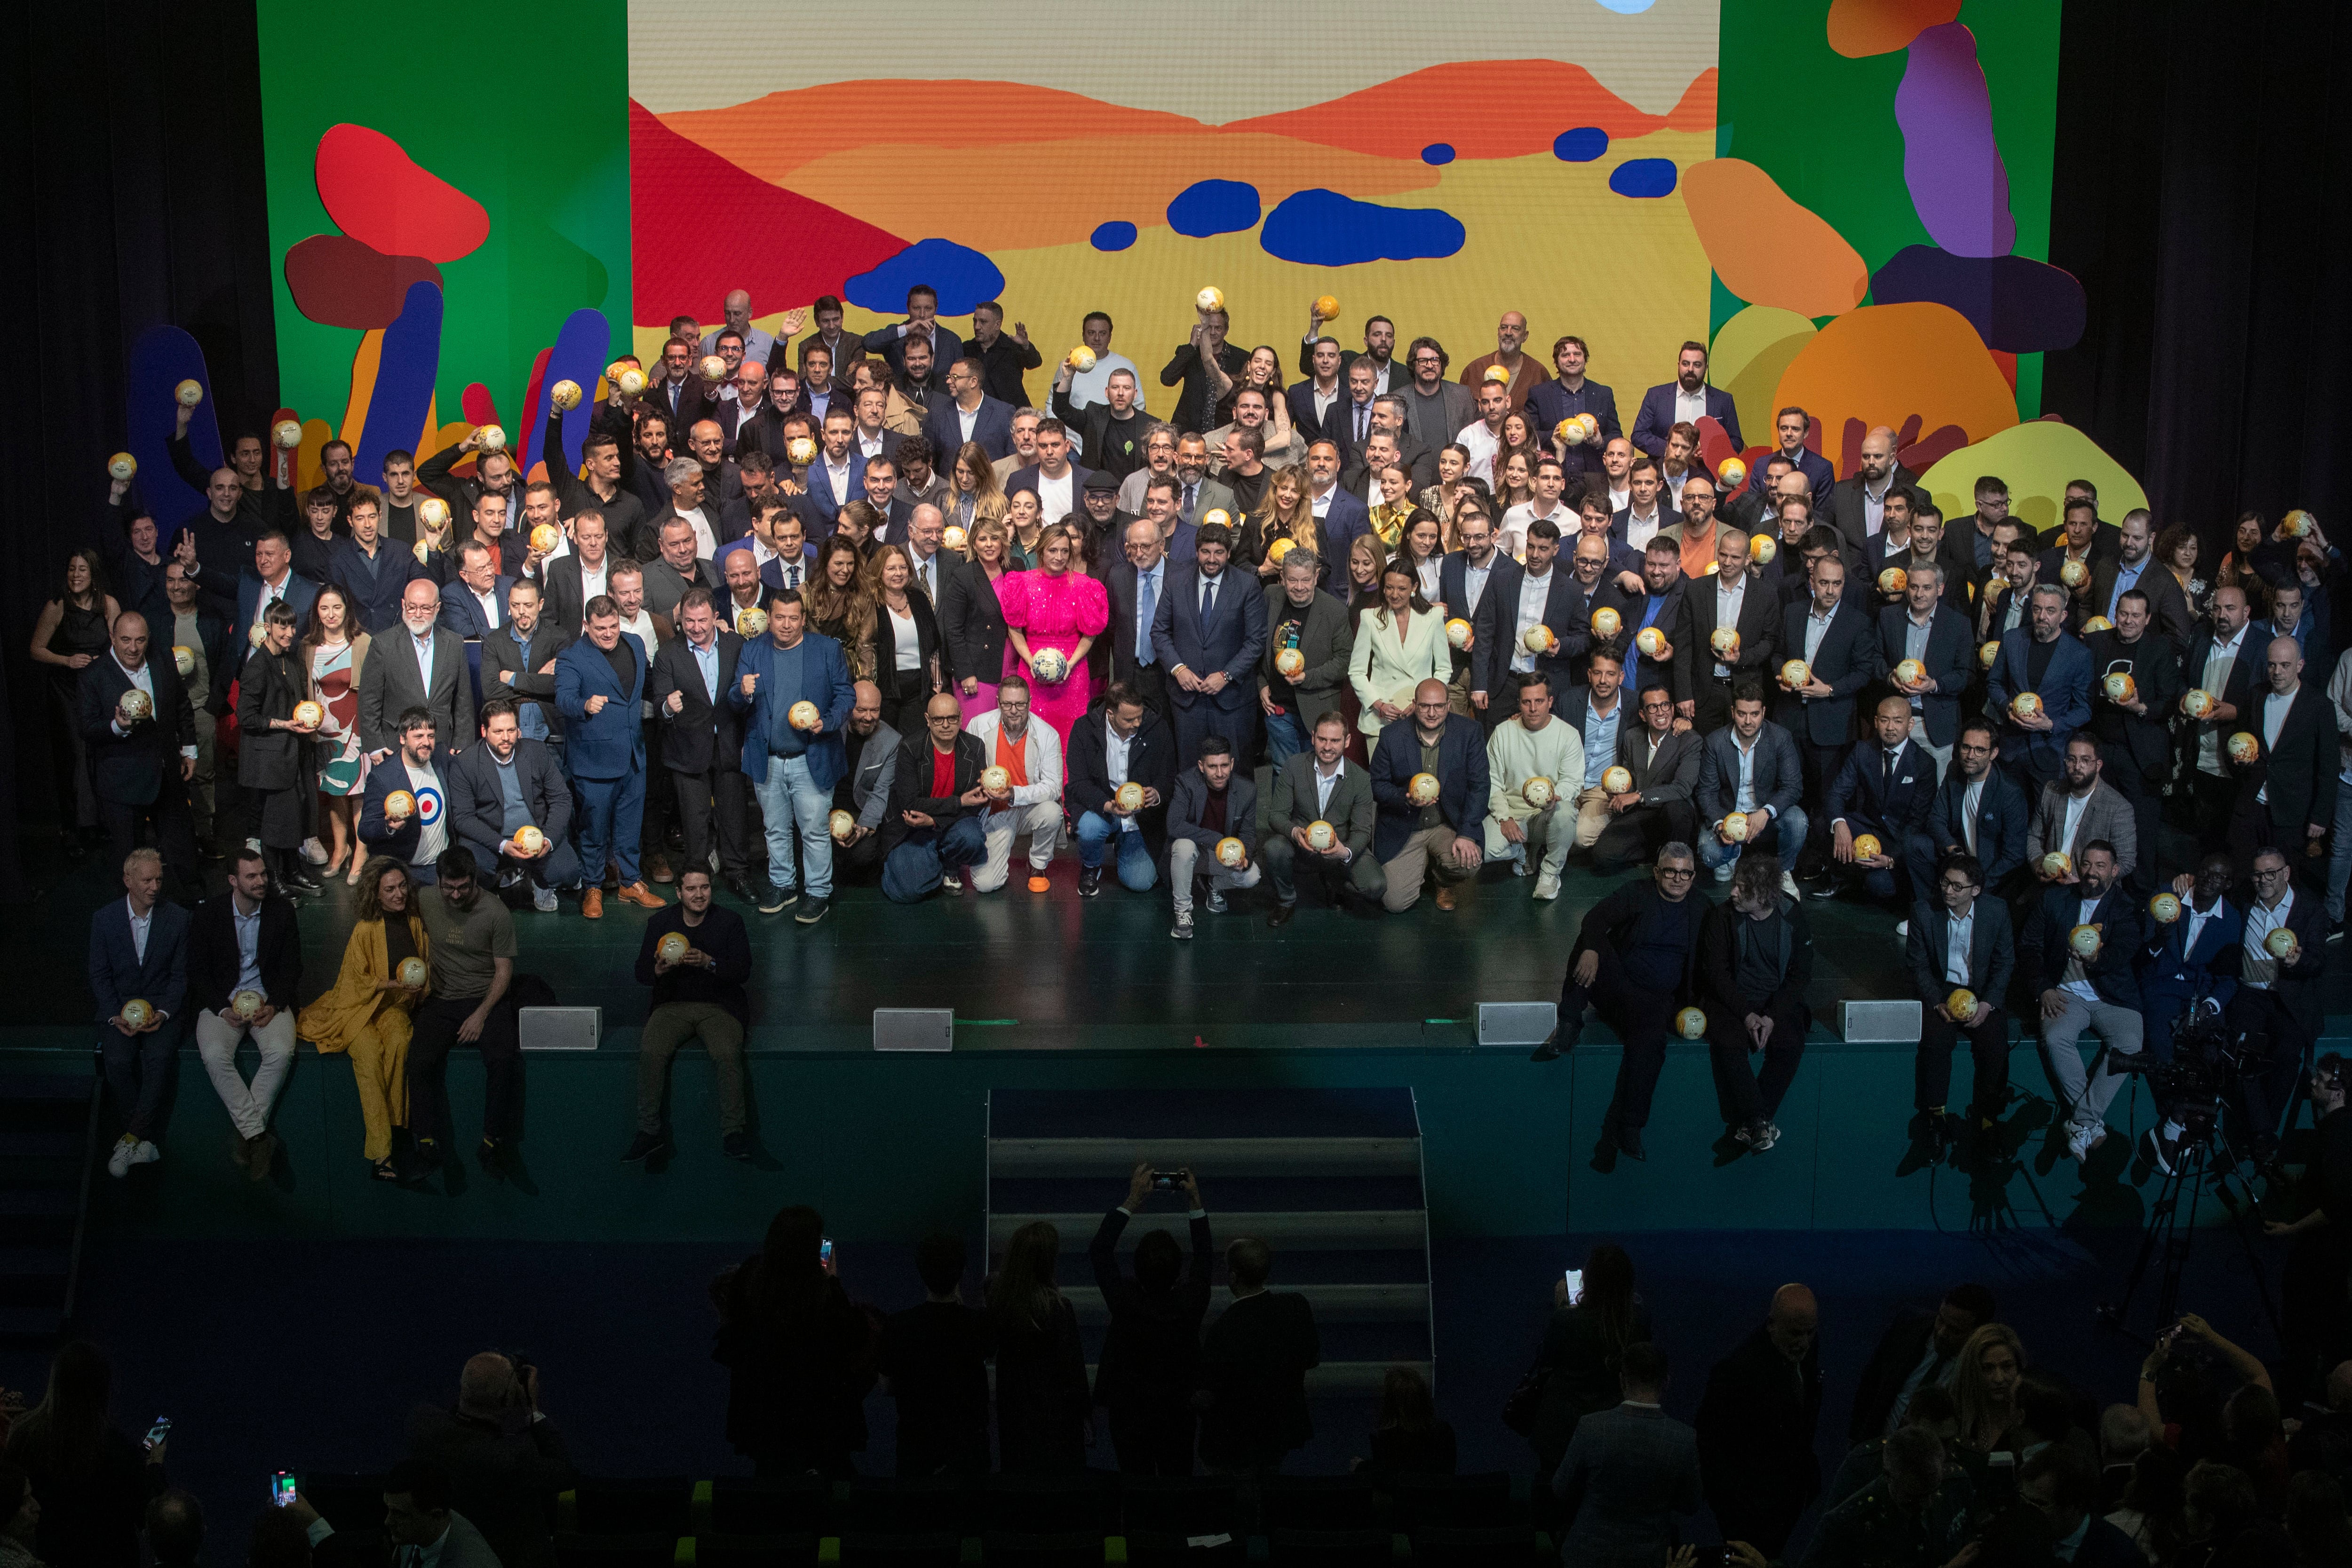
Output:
top-left (621, 1130), bottom-right (671, 1163)
top-left (281, 867), bottom-right (323, 895)
top-left (1267, 902), bottom-right (1295, 927)
top-left (725, 874), bottom-right (758, 904)
top-left (1614, 1122), bottom-right (1647, 1161)
top-left (1078, 866), bottom-right (1103, 897)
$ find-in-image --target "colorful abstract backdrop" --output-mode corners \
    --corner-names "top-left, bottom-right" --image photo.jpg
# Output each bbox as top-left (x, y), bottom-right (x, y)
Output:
top-left (235, 0), bottom-right (2133, 539)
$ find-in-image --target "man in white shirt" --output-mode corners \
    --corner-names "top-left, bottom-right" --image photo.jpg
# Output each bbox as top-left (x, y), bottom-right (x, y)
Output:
top-left (191, 848), bottom-right (297, 1179)
top-left (1027, 420), bottom-right (1080, 524)
top-left (1616, 458), bottom-right (1673, 554)
top-left (2224, 847), bottom-right (2320, 1164)
top-left (1600, 437), bottom-right (1635, 515)
top-left (1074, 687), bottom-right (1165, 895)
top-left (1486, 671), bottom-right (1585, 901)
top-left (1064, 310), bottom-right (1145, 415)
top-left (814, 410), bottom-right (859, 511)
top-left (1501, 456), bottom-right (1576, 560)
top-left (904, 506), bottom-right (949, 606)
top-left (1907, 849), bottom-right (2013, 1163)
top-left (1454, 378), bottom-right (1511, 484)
top-left (2188, 584), bottom-right (2256, 825)
top-left (1262, 711), bottom-right (1384, 919)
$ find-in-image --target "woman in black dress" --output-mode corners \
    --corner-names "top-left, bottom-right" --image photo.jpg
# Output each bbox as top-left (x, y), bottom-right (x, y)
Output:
top-left (864, 543), bottom-right (944, 737)
top-left (28, 549), bottom-right (118, 859)
top-left (989, 1220), bottom-right (1090, 1473)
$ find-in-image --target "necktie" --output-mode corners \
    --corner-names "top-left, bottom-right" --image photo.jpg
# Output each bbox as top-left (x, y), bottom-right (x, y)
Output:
top-left (1355, 406), bottom-right (1368, 443)
top-left (1201, 574), bottom-right (1217, 622)
top-left (1136, 570), bottom-right (1156, 666)
top-left (1184, 483), bottom-right (1197, 516)
top-left (786, 562), bottom-right (801, 591)
top-left (1883, 749), bottom-right (1896, 796)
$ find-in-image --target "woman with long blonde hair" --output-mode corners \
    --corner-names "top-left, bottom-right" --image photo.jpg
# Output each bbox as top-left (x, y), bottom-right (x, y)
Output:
top-left (1247, 466), bottom-right (1323, 582)
top-left (940, 515), bottom-right (1014, 722)
top-left (944, 440), bottom-right (1007, 535)
top-left (1951, 1322), bottom-right (2028, 1457)
top-left (863, 542), bottom-right (945, 735)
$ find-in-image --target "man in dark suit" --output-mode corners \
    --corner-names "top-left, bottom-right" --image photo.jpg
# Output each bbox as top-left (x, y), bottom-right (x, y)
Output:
top-left (359, 580), bottom-right (476, 756)
top-left (1847, 1283), bottom-right (1998, 1443)
top-left (1910, 722), bottom-right (2029, 900)
top-left (188, 847), bottom-right (302, 1176)
top-left (649, 588), bottom-right (752, 904)
top-left (650, 334), bottom-right (720, 436)
top-left (434, 540), bottom-right (514, 639)
top-left (2084, 592), bottom-right (2185, 893)
top-left (1631, 341), bottom-right (1742, 459)
top-left (1551, 1341), bottom-right (1702, 1565)
top-left (1694, 684), bottom-right (1807, 890)
top-left (2021, 839), bottom-right (2146, 1163)
top-left (2229, 635), bottom-right (2339, 879)
top-left (1695, 1283), bottom-right (1822, 1557)
top-left (1525, 334), bottom-right (1621, 487)
top-left (2036, 499), bottom-right (2122, 622)
top-left (1261, 710), bottom-right (1383, 921)
top-left (1880, 561), bottom-right (1978, 779)
top-left (2178, 584), bottom-right (2263, 839)
top-left (2021, 1446), bottom-right (2152, 1568)
top-left (446, 698), bottom-right (581, 909)
top-left (921, 356), bottom-right (1017, 463)
top-left (1470, 519), bottom-right (1585, 713)
top-left (1166, 736), bottom-right (1262, 939)
top-left (2138, 853), bottom-right (2243, 1069)
top-left (868, 287), bottom-right (963, 382)
top-left (359, 709), bottom-right (454, 882)
top-left (1069, 684), bottom-right (1176, 897)
top-left (1743, 404), bottom-right (1836, 509)
top-left (556, 600), bottom-right (663, 918)
top-left (480, 579), bottom-right (570, 749)
top-left (1158, 308), bottom-right (1247, 436)
top-left (1777, 554), bottom-right (1881, 836)
top-left (1907, 849), bottom-right (2018, 1160)
top-left (2087, 512), bottom-right (2193, 649)
top-left (2223, 846), bottom-right (2330, 1161)
top-left (231, 531), bottom-right (321, 650)
top-left (1370, 679), bottom-right (1488, 912)
top-left (1152, 522), bottom-right (1268, 767)
top-left (1986, 585), bottom-right (2095, 797)
top-left (1103, 519), bottom-right (1172, 715)
top-left (1004, 419), bottom-right (1099, 527)
top-left (795, 299), bottom-right (866, 393)
top-left (1821, 695), bottom-right (1939, 904)
top-left (1258, 549), bottom-right (1353, 769)
top-left (1301, 439), bottom-right (1371, 570)
top-left (1590, 682), bottom-right (1702, 874)
top-left (1588, 538), bottom-right (1688, 726)
top-left (1196, 1236), bottom-right (1319, 1474)
top-left (79, 610), bottom-right (201, 885)
top-left (538, 510), bottom-right (617, 635)
top-left (1674, 530), bottom-right (1780, 734)
top-left (331, 491), bottom-right (422, 635)
top-left (1821, 427), bottom-right (1920, 555)
top-left (87, 847), bottom-right (189, 1176)
top-left (1284, 338), bottom-right (1352, 449)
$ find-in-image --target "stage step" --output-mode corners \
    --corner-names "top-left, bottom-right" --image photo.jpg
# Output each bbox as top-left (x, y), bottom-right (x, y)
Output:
top-left (986, 1088), bottom-right (1435, 1392)
top-left (0, 1074), bottom-right (97, 1340)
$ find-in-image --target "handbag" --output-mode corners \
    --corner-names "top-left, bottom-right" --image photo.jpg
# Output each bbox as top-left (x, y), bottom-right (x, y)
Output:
top-left (1501, 1362), bottom-right (1551, 1437)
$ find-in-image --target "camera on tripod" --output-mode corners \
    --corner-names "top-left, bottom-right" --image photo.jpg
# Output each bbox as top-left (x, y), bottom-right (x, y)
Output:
top-left (2110, 1004), bottom-right (2257, 1147)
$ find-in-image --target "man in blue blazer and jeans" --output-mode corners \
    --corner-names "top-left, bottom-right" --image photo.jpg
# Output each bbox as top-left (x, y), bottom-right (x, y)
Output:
top-left (87, 847), bottom-right (188, 1178)
top-left (731, 590), bottom-right (856, 924)
top-left (1370, 678), bottom-right (1488, 911)
top-left (556, 596), bottom-right (665, 919)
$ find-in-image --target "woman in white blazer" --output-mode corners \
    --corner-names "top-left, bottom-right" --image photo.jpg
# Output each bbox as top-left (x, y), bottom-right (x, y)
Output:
top-left (1349, 563), bottom-right (1450, 738)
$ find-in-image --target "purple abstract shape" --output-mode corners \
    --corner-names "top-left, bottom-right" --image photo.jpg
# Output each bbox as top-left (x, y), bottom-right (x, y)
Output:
top-left (1869, 246), bottom-right (2086, 353)
top-left (352, 281), bottom-right (444, 484)
top-left (129, 327), bottom-right (220, 539)
top-left (1894, 22), bottom-right (2016, 258)
top-left (528, 308), bottom-right (615, 480)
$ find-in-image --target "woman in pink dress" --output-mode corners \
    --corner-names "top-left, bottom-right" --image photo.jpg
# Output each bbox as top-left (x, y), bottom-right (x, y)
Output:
top-left (997, 522), bottom-right (1110, 753)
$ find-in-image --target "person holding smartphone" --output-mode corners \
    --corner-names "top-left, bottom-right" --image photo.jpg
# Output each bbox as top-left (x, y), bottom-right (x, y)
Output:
top-left (1089, 1163), bottom-right (1214, 1474)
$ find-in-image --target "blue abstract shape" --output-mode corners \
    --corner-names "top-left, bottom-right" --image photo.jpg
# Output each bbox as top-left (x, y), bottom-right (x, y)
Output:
top-left (128, 327), bottom-right (220, 540)
top-left (1090, 221), bottom-right (1138, 252)
top-left (1870, 245), bottom-right (2087, 354)
top-left (1553, 127), bottom-right (1610, 162)
top-left (1421, 143), bottom-right (1456, 166)
top-left (353, 281), bottom-right (445, 484)
top-left (1594, 0), bottom-right (1656, 11)
top-left (1609, 158), bottom-right (1679, 198)
top-left (843, 238), bottom-right (1007, 317)
top-left (528, 308), bottom-right (614, 480)
top-left (1259, 190), bottom-right (1465, 267)
top-left (1166, 180), bottom-right (1262, 238)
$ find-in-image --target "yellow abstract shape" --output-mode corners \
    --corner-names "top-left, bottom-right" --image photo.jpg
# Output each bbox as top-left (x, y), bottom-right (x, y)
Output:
top-left (294, 419), bottom-right (334, 492)
top-left (1921, 421), bottom-right (2149, 542)
top-left (341, 329), bottom-right (385, 450)
top-left (1709, 307), bottom-right (1818, 441)
top-left (1681, 160), bottom-right (1868, 317)
top-left (1828, 0), bottom-right (1963, 58)
top-left (1772, 303), bottom-right (2017, 476)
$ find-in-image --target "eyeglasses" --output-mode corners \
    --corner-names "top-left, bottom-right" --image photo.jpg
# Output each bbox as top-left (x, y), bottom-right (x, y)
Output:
top-left (2254, 865), bottom-right (2291, 880)
top-left (1657, 865), bottom-right (1695, 878)
top-left (1941, 879), bottom-right (1979, 892)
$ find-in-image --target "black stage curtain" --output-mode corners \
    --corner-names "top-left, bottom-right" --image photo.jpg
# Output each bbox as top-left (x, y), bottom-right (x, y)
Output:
top-left (0, 1), bottom-right (278, 892)
top-left (2045, 0), bottom-right (2352, 550)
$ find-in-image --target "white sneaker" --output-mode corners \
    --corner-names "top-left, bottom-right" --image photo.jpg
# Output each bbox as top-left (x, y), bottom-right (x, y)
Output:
top-left (2066, 1124), bottom-right (2097, 1164)
top-left (1781, 871), bottom-right (1802, 900)
top-left (1896, 920), bottom-right (1909, 937)
top-left (107, 1137), bottom-right (136, 1179)
top-left (131, 1140), bottom-right (161, 1166)
top-left (301, 837), bottom-right (330, 865)
top-left (1534, 873), bottom-right (1560, 901)
top-left (533, 886), bottom-right (558, 913)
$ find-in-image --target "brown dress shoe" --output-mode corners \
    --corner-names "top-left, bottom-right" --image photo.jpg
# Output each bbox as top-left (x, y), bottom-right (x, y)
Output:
top-left (248, 1132), bottom-right (277, 1182)
top-left (1435, 885), bottom-right (1457, 911)
top-left (648, 855), bottom-right (674, 884)
top-left (581, 887), bottom-right (604, 919)
top-left (617, 881), bottom-right (666, 909)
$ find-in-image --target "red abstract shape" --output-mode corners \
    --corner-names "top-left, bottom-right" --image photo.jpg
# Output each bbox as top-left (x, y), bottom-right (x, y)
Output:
top-left (283, 235), bottom-right (445, 330)
top-left (1899, 424), bottom-right (1971, 474)
top-left (461, 384), bottom-right (500, 428)
top-left (1225, 61), bottom-right (1670, 161)
top-left (630, 101), bottom-right (907, 323)
top-left (315, 125), bottom-right (489, 265)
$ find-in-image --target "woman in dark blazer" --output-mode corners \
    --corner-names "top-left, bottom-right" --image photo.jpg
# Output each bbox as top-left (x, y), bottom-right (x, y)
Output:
top-left (989, 1220), bottom-right (1090, 1473)
top-left (236, 601), bottom-right (318, 895)
top-left (938, 515), bottom-right (1011, 722)
top-left (862, 542), bottom-right (945, 736)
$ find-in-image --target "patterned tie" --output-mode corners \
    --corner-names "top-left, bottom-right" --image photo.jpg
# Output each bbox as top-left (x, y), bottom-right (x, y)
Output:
top-left (1136, 569), bottom-right (1156, 666)
top-left (1184, 483), bottom-right (1197, 517)
top-left (1201, 573), bottom-right (1217, 622)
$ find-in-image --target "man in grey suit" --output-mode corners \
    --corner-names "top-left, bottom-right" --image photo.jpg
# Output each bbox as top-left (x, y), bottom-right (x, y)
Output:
top-left (1261, 711), bottom-right (1384, 922)
top-left (1592, 681), bottom-right (1703, 873)
top-left (1258, 550), bottom-right (1353, 770)
top-left (359, 578), bottom-right (476, 755)
top-left (1152, 520), bottom-right (1269, 767)
top-left (2025, 734), bottom-right (2137, 883)
top-left (1552, 1340), bottom-right (1701, 1566)
top-left (831, 680), bottom-right (900, 885)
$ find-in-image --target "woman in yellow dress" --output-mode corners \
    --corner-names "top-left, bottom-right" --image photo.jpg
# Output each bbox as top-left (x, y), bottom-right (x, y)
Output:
top-left (1367, 462), bottom-right (1418, 548)
top-left (297, 855), bottom-right (429, 1180)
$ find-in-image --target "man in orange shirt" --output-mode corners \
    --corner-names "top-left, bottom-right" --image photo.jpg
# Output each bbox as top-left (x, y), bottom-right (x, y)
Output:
top-left (962, 675), bottom-right (1065, 893)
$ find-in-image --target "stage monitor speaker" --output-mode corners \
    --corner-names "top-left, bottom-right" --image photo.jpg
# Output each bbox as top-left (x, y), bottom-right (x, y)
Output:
top-left (520, 1006), bottom-right (600, 1051)
top-left (1478, 1002), bottom-right (1558, 1046)
top-left (874, 1008), bottom-right (954, 1053)
top-left (1840, 999), bottom-right (1923, 1043)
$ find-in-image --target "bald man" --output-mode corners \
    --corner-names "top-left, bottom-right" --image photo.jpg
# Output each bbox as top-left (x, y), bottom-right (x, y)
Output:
top-left (80, 610), bottom-right (202, 880)
top-left (406, 1351), bottom-right (576, 1568)
top-left (1458, 310), bottom-right (1549, 410)
top-left (1823, 425), bottom-right (1918, 556)
top-left (1370, 678), bottom-right (1488, 911)
top-left (1696, 1283), bottom-right (1824, 1557)
top-left (2229, 635), bottom-right (2337, 878)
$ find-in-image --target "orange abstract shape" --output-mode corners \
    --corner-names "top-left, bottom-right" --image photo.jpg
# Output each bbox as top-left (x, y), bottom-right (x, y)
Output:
top-left (1772, 304), bottom-right (2016, 480)
top-left (1683, 161), bottom-right (1868, 317)
top-left (314, 125), bottom-right (488, 265)
top-left (1228, 60), bottom-right (1670, 160)
top-left (1827, 0), bottom-right (1963, 57)
top-left (1666, 69), bottom-right (1719, 131)
top-left (340, 329), bottom-right (385, 451)
top-left (294, 418), bottom-right (334, 493)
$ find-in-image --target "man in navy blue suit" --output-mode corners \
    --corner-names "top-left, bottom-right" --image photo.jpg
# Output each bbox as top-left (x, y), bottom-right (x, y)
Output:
top-left (922, 356), bottom-right (1017, 463)
top-left (358, 708), bottom-right (455, 883)
top-left (1906, 849), bottom-right (2015, 1163)
top-left (87, 847), bottom-right (188, 1178)
top-left (1525, 334), bottom-right (1620, 487)
top-left (1908, 721), bottom-right (2029, 900)
top-left (1986, 584), bottom-right (2094, 798)
top-left (435, 539), bottom-right (514, 639)
top-left (1741, 406), bottom-right (1835, 512)
top-left (2138, 853), bottom-right (2243, 1069)
top-left (1775, 553), bottom-right (1881, 837)
top-left (231, 531), bottom-right (320, 650)
top-left (1820, 695), bottom-right (1939, 905)
top-left (1879, 561), bottom-right (1977, 780)
top-left (868, 284), bottom-right (963, 382)
top-left (556, 598), bottom-right (665, 918)
top-left (1631, 341), bottom-right (1742, 459)
top-left (1370, 678), bottom-right (1489, 911)
top-left (1152, 521), bottom-right (1268, 767)
top-left (796, 408), bottom-right (868, 538)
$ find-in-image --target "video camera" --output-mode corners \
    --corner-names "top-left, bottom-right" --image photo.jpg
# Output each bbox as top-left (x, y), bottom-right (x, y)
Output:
top-left (2109, 1004), bottom-right (2262, 1145)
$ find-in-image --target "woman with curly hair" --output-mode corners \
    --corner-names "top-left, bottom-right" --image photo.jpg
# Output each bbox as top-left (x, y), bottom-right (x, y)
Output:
top-left (297, 855), bottom-right (429, 1179)
top-left (803, 535), bottom-right (877, 680)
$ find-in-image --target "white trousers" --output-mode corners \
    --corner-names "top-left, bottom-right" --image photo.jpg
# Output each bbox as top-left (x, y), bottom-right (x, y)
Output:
top-left (972, 800), bottom-right (1064, 892)
top-left (194, 1010), bottom-right (297, 1139)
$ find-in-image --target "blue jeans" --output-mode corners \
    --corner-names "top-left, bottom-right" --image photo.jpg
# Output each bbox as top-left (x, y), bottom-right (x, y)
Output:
top-left (1698, 805), bottom-right (1810, 874)
top-left (1075, 811), bottom-right (1160, 890)
top-left (1264, 708), bottom-right (1306, 772)
top-left (756, 753), bottom-right (834, 898)
top-left (574, 768), bottom-right (647, 884)
top-left (882, 815), bottom-right (987, 902)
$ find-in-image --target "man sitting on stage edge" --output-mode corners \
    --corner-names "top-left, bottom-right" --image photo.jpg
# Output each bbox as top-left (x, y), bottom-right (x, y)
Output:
top-left (626, 866), bottom-right (755, 1164)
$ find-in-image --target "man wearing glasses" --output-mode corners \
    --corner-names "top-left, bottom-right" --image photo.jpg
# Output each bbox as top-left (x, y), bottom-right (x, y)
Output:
top-left (1590, 683), bottom-right (1702, 874)
top-left (1398, 338), bottom-right (1476, 454)
top-left (1531, 843), bottom-right (1706, 1164)
top-left (2222, 847), bottom-right (2328, 1166)
top-left (1905, 851), bottom-right (2015, 1164)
